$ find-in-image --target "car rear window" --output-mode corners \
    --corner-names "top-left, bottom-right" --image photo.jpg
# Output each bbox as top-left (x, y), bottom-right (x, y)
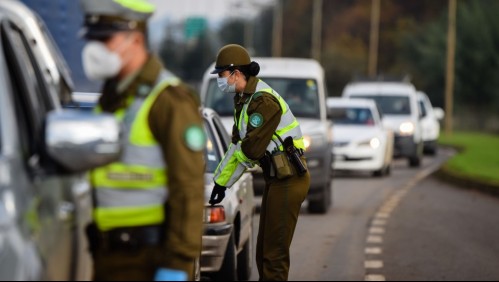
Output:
top-left (205, 77), bottom-right (321, 119)
top-left (351, 95), bottom-right (411, 115)
top-left (329, 107), bottom-right (375, 126)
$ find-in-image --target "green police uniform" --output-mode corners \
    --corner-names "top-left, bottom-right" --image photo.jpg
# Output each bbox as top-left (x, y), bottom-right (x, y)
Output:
top-left (211, 45), bottom-right (311, 281)
top-left (80, 1), bottom-right (205, 280)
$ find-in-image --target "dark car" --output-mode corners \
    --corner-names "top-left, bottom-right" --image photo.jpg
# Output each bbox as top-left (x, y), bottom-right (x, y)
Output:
top-left (0, 1), bottom-right (121, 280)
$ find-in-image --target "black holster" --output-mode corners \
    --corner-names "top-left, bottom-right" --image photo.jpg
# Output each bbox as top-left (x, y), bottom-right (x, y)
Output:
top-left (259, 151), bottom-right (274, 179)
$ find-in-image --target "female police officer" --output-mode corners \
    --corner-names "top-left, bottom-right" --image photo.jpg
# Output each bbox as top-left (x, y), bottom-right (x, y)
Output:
top-left (209, 44), bottom-right (311, 281)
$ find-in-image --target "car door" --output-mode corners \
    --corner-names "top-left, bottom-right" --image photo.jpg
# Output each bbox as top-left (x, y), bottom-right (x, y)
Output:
top-left (1, 19), bottom-right (75, 280)
top-left (212, 114), bottom-right (254, 248)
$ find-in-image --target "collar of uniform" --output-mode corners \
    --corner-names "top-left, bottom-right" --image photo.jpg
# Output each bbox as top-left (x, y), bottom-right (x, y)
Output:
top-left (99, 55), bottom-right (162, 112)
top-left (243, 76), bottom-right (258, 95)
top-left (121, 55), bottom-right (163, 97)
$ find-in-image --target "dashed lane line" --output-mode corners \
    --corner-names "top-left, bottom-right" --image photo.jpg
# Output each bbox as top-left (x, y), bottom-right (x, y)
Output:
top-left (364, 162), bottom-right (442, 281)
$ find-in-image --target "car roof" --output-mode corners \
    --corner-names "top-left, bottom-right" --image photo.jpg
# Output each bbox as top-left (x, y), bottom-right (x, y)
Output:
top-left (204, 57), bottom-right (324, 80)
top-left (343, 81), bottom-right (416, 96)
top-left (416, 91), bottom-right (429, 99)
top-left (327, 97), bottom-right (377, 109)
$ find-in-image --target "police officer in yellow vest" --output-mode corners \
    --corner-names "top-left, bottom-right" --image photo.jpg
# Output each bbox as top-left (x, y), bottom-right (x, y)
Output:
top-left (79, 0), bottom-right (205, 280)
top-left (209, 44), bottom-right (311, 281)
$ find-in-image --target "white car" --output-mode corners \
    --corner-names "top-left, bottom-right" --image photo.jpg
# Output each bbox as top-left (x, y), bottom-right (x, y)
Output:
top-left (327, 98), bottom-right (394, 177)
top-left (417, 91), bottom-right (445, 155)
top-left (201, 108), bottom-right (254, 281)
top-left (342, 80), bottom-right (424, 167)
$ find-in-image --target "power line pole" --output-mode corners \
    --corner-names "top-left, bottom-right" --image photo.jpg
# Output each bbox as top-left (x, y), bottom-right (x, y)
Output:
top-left (445, 0), bottom-right (456, 135)
top-left (272, 0), bottom-right (283, 57)
top-left (311, 0), bottom-right (323, 61)
top-left (368, 0), bottom-right (380, 78)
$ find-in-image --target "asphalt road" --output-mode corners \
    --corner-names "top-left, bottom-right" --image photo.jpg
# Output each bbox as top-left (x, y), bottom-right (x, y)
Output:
top-left (248, 148), bottom-right (499, 281)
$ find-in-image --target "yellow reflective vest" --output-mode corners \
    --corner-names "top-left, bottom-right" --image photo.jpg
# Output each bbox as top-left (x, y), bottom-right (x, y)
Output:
top-left (90, 71), bottom-right (180, 231)
top-left (214, 79), bottom-right (305, 188)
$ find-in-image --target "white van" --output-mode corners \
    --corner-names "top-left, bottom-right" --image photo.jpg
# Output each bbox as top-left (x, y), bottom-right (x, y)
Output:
top-left (200, 58), bottom-right (333, 214)
top-left (342, 80), bottom-right (424, 167)
top-left (417, 91), bottom-right (445, 155)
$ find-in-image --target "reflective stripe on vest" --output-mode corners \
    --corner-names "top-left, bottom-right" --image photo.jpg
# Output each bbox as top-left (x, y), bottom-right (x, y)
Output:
top-left (91, 70), bottom-right (180, 231)
top-left (239, 80), bottom-right (305, 152)
top-left (214, 80), bottom-right (305, 188)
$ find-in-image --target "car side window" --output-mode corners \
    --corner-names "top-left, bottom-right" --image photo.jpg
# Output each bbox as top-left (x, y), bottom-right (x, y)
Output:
top-left (419, 100), bottom-right (427, 118)
top-left (213, 115), bottom-right (230, 152)
top-left (1, 21), bottom-right (51, 159)
top-left (204, 121), bottom-right (221, 173)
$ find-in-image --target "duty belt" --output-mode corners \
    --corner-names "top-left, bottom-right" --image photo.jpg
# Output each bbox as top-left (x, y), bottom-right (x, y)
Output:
top-left (96, 225), bottom-right (164, 252)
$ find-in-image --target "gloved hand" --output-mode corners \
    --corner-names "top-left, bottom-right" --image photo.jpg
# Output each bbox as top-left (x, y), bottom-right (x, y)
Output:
top-left (209, 183), bottom-right (227, 206)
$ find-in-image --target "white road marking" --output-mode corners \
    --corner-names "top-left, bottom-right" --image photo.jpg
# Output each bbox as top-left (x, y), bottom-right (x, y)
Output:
top-left (375, 212), bottom-right (390, 219)
top-left (369, 227), bottom-right (385, 234)
top-left (365, 247), bottom-right (383, 255)
top-left (372, 219), bottom-right (387, 226)
top-left (367, 235), bottom-right (383, 244)
top-left (365, 274), bottom-right (386, 281)
top-left (365, 260), bottom-right (384, 269)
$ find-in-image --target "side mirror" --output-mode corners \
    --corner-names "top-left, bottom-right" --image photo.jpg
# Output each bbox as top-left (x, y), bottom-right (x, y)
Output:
top-left (433, 107), bottom-right (445, 120)
top-left (45, 110), bottom-right (123, 173)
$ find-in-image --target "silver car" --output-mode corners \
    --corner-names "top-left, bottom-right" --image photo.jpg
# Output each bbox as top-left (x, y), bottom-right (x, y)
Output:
top-left (201, 108), bottom-right (255, 281)
top-left (0, 1), bottom-right (121, 280)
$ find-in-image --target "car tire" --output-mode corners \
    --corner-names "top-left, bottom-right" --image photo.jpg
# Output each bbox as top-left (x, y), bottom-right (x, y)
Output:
top-left (373, 168), bottom-right (384, 177)
top-left (384, 164), bottom-right (392, 176)
top-left (308, 181), bottom-right (331, 214)
top-left (237, 234), bottom-right (252, 281)
top-left (212, 232), bottom-right (238, 281)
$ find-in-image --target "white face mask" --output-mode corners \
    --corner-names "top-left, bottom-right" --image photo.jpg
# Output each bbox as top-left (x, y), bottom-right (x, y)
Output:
top-left (217, 72), bottom-right (237, 93)
top-left (82, 41), bottom-right (123, 81)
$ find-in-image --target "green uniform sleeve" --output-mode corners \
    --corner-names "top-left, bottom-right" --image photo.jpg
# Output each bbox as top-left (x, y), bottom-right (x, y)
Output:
top-left (241, 93), bottom-right (282, 160)
top-left (148, 83), bottom-right (205, 273)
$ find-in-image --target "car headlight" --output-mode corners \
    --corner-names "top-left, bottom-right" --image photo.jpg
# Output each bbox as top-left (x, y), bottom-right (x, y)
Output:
top-left (358, 137), bottom-right (381, 149)
top-left (399, 122), bottom-right (415, 136)
top-left (303, 134), bottom-right (326, 151)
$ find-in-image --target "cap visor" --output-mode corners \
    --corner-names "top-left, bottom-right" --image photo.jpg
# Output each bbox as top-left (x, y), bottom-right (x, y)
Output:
top-left (210, 68), bottom-right (226, 74)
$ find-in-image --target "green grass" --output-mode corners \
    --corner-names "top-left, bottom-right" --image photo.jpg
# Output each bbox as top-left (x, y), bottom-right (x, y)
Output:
top-left (439, 132), bottom-right (499, 187)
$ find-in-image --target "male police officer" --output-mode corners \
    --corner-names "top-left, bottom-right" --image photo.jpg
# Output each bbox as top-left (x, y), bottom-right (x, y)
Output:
top-left (209, 44), bottom-right (311, 281)
top-left (79, 0), bottom-right (205, 280)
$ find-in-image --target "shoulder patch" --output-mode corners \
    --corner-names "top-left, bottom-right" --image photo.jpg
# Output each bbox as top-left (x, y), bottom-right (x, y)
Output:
top-left (184, 125), bottom-right (206, 152)
top-left (249, 113), bottom-right (264, 128)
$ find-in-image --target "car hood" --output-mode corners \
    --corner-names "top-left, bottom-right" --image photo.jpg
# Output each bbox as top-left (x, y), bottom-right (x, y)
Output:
top-left (297, 118), bottom-right (329, 135)
top-left (333, 125), bottom-right (381, 143)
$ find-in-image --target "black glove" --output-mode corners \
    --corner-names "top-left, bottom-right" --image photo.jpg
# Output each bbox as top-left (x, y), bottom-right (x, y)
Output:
top-left (209, 183), bottom-right (227, 206)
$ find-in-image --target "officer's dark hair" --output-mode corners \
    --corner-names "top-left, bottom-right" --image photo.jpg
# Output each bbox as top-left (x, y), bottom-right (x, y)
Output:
top-left (230, 61), bottom-right (260, 81)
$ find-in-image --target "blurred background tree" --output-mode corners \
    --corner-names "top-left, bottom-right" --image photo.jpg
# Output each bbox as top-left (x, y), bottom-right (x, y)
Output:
top-left (156, 0), bottom-right (499, 132)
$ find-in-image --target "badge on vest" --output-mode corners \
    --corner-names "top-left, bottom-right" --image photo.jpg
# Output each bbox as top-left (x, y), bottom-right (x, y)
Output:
top-left (184, 125), bottom-right (206, 152)
top-left (249, 113), bottom-right (264, 128)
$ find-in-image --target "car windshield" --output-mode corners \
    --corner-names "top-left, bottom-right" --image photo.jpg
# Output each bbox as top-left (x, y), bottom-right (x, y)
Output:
top-left (204, 121), bottom-right (221, 173)
top-left (330, 107), bottom-right (375, 126)
top-left (351, 95), bottom-right (411, 115)
top-left (205, 78), bottom-right (321, 118)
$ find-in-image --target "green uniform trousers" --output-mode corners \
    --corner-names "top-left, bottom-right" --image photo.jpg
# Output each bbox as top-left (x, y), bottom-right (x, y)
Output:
top-left (256, 164), bottom-right (310, 281)
top-left (92, 244), bottom-right (195, 281)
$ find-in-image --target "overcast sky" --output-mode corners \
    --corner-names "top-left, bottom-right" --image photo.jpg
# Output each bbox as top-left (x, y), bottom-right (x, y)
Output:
top-left (148, 0), bottom-right (275, 23)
